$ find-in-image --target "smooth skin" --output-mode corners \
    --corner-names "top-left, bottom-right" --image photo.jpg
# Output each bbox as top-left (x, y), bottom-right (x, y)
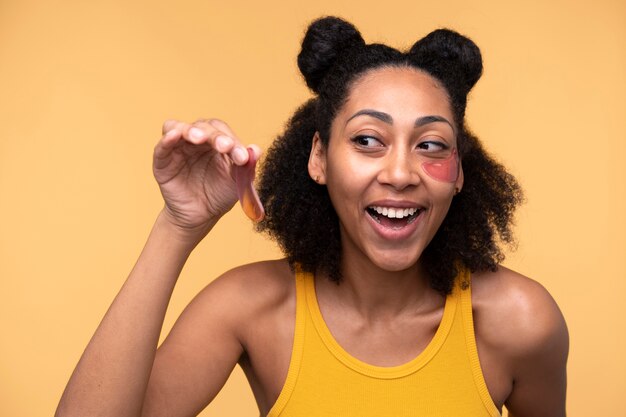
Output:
top-left (56, 68), bottom-right (568, 417)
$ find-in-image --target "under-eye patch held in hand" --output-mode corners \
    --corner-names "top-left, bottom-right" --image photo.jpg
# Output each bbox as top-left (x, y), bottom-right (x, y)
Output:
top-left (234, 147), bottom-right (265, 222)
top-left (421, 148), bottom-right (460, 183)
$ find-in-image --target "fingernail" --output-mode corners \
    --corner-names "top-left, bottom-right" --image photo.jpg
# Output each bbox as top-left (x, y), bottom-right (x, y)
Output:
top-left (189, 127), bottom-right (204, 140)
top-left (215, 135), bottom-right (233, 151)
top-left (233, 147), bottom-right (248, 164)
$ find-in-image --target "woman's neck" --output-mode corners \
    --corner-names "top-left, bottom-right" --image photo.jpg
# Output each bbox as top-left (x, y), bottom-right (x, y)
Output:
top-left (316, 254), bottom-right (443, 323)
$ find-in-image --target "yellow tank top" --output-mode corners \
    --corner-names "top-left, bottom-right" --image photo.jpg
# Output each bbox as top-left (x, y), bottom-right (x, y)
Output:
top-left (266, 269), bottom-right (501, 417)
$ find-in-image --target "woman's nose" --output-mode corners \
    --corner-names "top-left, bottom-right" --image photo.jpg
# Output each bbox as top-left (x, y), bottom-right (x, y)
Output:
top-left (376, 147), bottom-right (420, 190)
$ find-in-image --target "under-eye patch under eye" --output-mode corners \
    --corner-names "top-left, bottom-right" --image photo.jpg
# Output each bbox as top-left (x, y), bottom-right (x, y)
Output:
top-left (421, 148), bottom-right (460, 183)
top-left (234, 147), bottom-right (265, 222)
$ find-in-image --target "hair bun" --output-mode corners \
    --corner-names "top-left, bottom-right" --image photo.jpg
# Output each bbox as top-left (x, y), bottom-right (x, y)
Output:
top-left (297, 16), bottom-right (366, 93)
top-left (409, 29), bottom-right (483, 97)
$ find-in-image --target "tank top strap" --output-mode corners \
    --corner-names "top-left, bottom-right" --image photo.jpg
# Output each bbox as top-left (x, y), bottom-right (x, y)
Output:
top-left (456, 268), bottom-right (501, 416)
top-left (269, 267), bottom-right (308, 414)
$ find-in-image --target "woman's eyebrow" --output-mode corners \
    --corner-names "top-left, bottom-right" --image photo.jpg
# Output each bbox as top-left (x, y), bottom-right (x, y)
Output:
top-left (415, 115), bottom-right (456, 133)
top-left (346, 109), bottom-right (455, 133)
top-left (346, 109), bottom-right (393, 125)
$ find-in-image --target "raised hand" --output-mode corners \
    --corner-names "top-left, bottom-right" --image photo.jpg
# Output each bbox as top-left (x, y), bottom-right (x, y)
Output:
top-left (153, 119), bottom-right (262, 238)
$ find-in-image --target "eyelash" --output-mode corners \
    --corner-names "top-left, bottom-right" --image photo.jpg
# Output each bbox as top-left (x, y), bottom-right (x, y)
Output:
top-left (352, 135), bottom-right (384, 147)
top-left (417, 140), bottom-right (449, 152)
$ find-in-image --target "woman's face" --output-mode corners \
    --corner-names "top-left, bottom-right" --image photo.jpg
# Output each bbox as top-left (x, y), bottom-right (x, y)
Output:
top-left (309, 66), bottom-right (463, 273)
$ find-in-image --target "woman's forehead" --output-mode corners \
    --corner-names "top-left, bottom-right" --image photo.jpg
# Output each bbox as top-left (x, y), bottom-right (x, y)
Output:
top-left (339, 67), bottom-right (454, 122)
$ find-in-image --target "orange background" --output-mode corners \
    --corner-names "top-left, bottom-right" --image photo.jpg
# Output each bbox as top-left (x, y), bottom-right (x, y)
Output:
top-left (1, 0), bottom-right (624, 415)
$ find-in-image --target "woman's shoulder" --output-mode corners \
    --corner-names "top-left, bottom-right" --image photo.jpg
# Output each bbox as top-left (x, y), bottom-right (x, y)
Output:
top-left (201, 258), bottom-right (295, 307)
top-left (213, 258), bottom-right (295, 287)
top-left (470, 265), bottom-right (569, 361)
top-left (190, 259), bottom-right (296, 332)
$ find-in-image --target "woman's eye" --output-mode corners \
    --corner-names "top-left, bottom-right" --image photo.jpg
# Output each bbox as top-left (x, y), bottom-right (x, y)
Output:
top-left (418, 141), bottom-right (447, 152)
top-left (352, 135), bottom-right (383, 147)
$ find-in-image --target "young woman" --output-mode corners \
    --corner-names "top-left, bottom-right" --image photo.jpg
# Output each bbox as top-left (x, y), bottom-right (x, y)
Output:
top-left (56, 16), bottom-right (568, 417)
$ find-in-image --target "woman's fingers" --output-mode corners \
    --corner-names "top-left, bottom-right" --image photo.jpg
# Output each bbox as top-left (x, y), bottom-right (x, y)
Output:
top-left (183, 119), bottom-right (250, 166)
top-left (153, 128), bottom-right (182, 167)
top-left (207, 119), bottom-right (237, 140)
top-left (155, 119), bottom-right (260, 171)
top-left (162, 119), bottom-right (178, 135)
top-left (206, 119), bottom-right (250, 164)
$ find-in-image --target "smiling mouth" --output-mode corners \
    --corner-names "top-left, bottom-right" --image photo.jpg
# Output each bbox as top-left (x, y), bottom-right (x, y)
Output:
top-left (366, 206), bottom-right (423, 229)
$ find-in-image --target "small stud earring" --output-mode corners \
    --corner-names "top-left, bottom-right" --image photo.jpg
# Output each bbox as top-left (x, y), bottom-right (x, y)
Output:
top-left (454, 187), bottom-right (461, 195)
top-left (314, 175), bottom-right (320, 183)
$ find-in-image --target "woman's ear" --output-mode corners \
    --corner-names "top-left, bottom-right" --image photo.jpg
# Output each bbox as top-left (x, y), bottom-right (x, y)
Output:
top-left (308, 132), bottom-right (327, 184)
top-left (455, 161), bottom-right (464, 195)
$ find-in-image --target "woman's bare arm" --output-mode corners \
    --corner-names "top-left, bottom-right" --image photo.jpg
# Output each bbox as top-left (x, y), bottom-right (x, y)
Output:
top-left (503, 278), bottom-right (569, 417)
top-left (474, 267), bottom-right (569, 417)
top-left (56, 119), bottom-right (260, 417)
top-left (56, 211), bottom-right (216, 417)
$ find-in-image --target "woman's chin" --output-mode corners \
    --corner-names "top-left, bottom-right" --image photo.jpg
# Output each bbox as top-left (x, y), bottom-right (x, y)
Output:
top-left (367, 250), bottom-right (423, 274)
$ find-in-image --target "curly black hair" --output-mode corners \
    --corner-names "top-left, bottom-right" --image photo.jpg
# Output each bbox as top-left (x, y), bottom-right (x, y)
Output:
top-left (256, 16), bottom-right (523, 294)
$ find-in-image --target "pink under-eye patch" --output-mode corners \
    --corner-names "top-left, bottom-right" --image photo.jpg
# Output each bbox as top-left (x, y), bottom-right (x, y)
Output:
top-left (421, 148), bottom-right (460, 183)
top-left (234, 147), bottom-right (265, 222)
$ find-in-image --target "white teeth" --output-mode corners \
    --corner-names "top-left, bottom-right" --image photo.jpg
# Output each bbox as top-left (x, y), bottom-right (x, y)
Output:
top-left (371, 206), bottom-right (419, 219)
